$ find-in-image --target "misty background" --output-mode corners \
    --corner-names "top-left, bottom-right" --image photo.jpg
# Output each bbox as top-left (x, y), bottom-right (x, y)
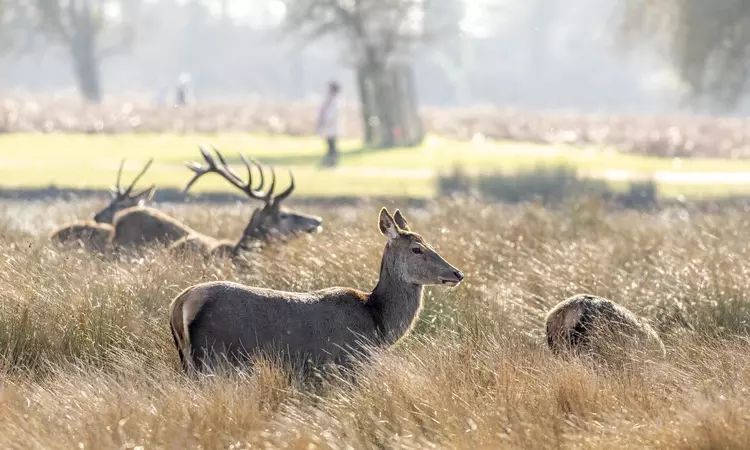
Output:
top-left (1, 0), bottom-right (684, 113)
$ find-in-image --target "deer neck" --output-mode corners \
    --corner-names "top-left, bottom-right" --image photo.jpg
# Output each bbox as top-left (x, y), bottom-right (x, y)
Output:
top-left (231, 210), bottom-right (268, 253)
top-left (368, 245), bottom-right (424, 347)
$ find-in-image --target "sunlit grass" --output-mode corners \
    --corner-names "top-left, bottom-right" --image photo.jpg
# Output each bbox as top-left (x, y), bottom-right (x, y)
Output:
top-left (0, 199), bottom-right (749, 447)
top-left (4, 133), bottom-right (750, 199)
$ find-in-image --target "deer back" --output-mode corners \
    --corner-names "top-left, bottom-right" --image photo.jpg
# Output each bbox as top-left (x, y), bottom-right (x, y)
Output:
top-left (110, 206), bottom-right (194, 250)
top-left (171, 281), bottom-right (378, 371)
top-left (49, 220), bottom-right (114, 253)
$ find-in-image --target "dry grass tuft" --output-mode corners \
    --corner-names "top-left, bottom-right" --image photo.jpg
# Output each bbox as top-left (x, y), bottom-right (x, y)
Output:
top-left (0, 198), bottom-right (748, 448)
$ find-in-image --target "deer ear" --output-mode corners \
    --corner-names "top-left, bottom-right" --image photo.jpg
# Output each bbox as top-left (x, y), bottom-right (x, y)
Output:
top-left (393, 209), bottom-right (410, 231)
top-left (134, 185), bottom-right (156, 204)
top-left (378, 207), bottom-right (401, 239)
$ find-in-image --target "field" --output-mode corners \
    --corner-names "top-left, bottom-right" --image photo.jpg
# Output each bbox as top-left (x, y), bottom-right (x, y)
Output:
top-left (0, 197), bottom-right (749, 448)
top-left (2, 97), bottom-right (750, 448)
top-left (7, 96), bottom-right (750, 159)
top-left (6, 133), bottom-right (750, 199)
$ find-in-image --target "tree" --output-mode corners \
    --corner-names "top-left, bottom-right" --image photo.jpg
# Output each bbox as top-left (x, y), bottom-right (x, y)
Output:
top-left (32, 0), bottom-right (139, 102)
top-left (618, 0), bottom-right (750, 110)
top-left (0, 0), bottom-right (15, 52)
top-left (282, 0), bottom-right (432, 148)
top-left (0, 0), bottom-right (37, 53)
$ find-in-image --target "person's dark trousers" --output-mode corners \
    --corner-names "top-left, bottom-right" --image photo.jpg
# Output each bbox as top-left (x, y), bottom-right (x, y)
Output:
top-left (323, 137), bottom-right (339, 167)
top-left (327, 138), bottom-right (337, 156)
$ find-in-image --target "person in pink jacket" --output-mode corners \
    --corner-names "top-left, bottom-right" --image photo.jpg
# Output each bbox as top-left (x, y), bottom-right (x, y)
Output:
top-left (316, 81), bottom-right (341, 167)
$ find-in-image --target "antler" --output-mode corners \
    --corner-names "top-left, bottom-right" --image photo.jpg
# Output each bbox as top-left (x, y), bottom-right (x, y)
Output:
top-left (275, 169), bottom-right (295, 203)
top-left (112, 158), bottom-right (153, 198)
top-left (247, 160), bottom-right (296, 205)
top-left (114, 159), bottom-right (125, 194)
top-left (183, 145), bottom-right (297, 205)
top-left (183, 145), bottom-right (267, 202)
top-left (122, 158), bottom-right (154, 197)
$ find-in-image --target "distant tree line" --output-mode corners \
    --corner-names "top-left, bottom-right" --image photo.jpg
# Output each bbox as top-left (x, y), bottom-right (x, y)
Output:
top-left (5, 0), bottom-right (750, 145)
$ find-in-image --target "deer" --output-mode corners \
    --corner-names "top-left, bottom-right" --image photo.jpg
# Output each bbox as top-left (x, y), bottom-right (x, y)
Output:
top-left (168, 146), bottom-right (323, 259)
top-left (169, 207), bottom-right (464, 374)
top-left (108, 202), bottom-right (197, 251)
top-left (545, 294), bottom-right (665, 359)
top-left (49, 159), bottom-right (156, 252)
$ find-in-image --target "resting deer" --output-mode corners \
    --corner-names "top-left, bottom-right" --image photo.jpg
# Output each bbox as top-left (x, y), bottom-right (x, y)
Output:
top-left (169, 207), bottom-right (464, 373)
top-left (109, 203), bottom-right (196, 251)
top-left (169, 146), bottom-right (323, 259)
top-left (546, 294), bottom-right (665, 358)
top-left (49, 159), bottom-right (155, 252)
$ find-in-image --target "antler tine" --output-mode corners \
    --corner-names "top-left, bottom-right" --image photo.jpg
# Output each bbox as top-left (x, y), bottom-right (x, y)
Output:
top-left (274, 169), bottom-right (295, 203)
top-left (182, 145), bottom-right (222, 194)
top-left (239, 154), bottom-right (265, 194)
top-left (263, 166), bottom-right (277, 203)
top-left (199, 144), bottom-right (218, 167)
top-left (251, 159), bottom-right (265, 192)
top-left (239, 153), bottom-right (253, 187)
top-left (115, 159), bottom-right (125, 194)
top-left (211, 145), bottom-right (245, 186)
top-left (124, 158), bottom-right (154, 196)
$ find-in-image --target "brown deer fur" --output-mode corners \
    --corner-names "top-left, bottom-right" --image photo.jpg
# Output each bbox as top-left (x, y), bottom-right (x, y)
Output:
top-left (49, 159), bottom-right (155, 252)
top-left (109, 206), bottom-right (196, 250)
top-left (169, 208), bottom-right (464, 373)
top-left (49, 221), bottom-right (114, 253)
top-left (546, 294), bottom-right (665, 357)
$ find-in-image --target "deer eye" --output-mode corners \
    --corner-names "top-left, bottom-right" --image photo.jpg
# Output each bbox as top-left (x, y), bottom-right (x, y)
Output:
top-left (411, 247), bottom-right (423, 255)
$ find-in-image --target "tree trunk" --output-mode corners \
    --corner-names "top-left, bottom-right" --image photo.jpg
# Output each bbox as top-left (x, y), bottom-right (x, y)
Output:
top-left (70, 28), bottom-right (102, 102)
top-left (357, 65), bottom-right (375, 145)
top-left (290, 50), bottom-right (305, 99)
top-left (372, 63), bottom-right (396, 148)
top-left (397, 63), bottom-right (424, 146)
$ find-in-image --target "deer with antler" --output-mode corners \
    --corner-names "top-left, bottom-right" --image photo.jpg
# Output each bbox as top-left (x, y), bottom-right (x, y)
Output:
top-left (49, 159), bottom-right (156, 252)
top-left (169, 145), bottom-right (323, 258)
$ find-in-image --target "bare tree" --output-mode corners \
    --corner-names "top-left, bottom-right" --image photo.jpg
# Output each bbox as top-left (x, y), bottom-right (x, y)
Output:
top-left (618, 0), bottom-right (750, 110)
top-left (282, 0), bottom-right (431, 147)
top-left (32, 0), bottom-right (139, 102)
top-left (0, 0), bottom-right (37, 53)
top-left (0, 0), bottom-right (14, 52)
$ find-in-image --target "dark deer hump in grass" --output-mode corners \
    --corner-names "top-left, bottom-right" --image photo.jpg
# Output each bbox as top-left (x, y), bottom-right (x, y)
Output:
top-left (545, 294), bottom-right (665, 358)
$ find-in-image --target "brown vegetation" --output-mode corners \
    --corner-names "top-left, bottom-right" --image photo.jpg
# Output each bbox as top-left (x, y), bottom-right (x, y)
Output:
top-left (0, 198), bottom-right (749, 448)
top-left (5, 96), bottom-right (750, 158)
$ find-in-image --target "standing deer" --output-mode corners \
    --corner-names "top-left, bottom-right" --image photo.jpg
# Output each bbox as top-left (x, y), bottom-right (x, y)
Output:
top-left (169, 207), bottom-right (464, 373)
top-left (49, 159), bottom-right (156, 252)
top-left (545, 294), bottom-right (665, 358)
top-left (169, 146), bottom-right (323, 258)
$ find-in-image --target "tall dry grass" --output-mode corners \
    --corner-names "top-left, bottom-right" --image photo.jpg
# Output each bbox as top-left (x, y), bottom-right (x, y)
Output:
top-left (0, 197), bottom-right (748, 448)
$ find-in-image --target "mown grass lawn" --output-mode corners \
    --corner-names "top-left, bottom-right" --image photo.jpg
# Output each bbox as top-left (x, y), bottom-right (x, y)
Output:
top-left (2, 132), bottom-right (750, 198)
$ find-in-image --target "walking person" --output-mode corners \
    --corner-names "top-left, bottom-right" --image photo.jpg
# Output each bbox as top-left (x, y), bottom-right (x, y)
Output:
top-left (316, 81), bottom-right (340, 167)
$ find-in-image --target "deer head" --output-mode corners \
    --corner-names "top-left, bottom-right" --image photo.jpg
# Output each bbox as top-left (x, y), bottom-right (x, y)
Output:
top-left (379, 208), bottom-right (464, 287)
top-left (183, 145), bottom-right (323, 242)
top-left (93, 159), bottom-right (156, 224)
